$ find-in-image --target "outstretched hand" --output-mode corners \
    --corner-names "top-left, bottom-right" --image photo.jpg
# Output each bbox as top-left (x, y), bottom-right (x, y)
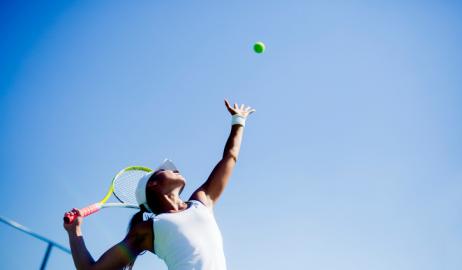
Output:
top-left (224, 99), bottom-right (256, 118)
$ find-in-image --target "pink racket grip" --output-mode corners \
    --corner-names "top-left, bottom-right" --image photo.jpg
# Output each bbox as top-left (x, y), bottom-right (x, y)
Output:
top-left (64, 203), bottom-right (102, 224)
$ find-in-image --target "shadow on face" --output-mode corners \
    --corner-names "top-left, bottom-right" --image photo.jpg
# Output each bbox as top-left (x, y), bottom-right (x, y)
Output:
top-left (145, 169), bottom-right (186, 214)
top-left (148, 169), bottom-right (186, 195)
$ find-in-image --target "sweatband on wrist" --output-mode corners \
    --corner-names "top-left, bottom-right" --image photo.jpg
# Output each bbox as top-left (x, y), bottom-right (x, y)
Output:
top-left (231, 114), bottom-right (246, 127)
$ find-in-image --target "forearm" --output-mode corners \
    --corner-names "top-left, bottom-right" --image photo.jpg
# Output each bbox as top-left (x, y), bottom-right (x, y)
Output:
top-left (67, 229), bottom-right (96, 270)
top-left (223, 124), bottom-right (244, 160)
top-left (191, 100), bottom-right (254, 205)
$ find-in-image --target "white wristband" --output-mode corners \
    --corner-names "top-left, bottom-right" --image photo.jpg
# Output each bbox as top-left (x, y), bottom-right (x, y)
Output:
top-left (231, 114), bottom-right (246, 127)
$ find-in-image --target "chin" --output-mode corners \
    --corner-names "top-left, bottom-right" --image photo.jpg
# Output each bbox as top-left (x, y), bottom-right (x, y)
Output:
top-left (179, 180), bottom-right (186, 195)
top-left (179, 177), bottom-right (186, 185)
top-left (171, 176), bottom-right (185, 185)
top-left (177, 174), bottom-right (186, 181)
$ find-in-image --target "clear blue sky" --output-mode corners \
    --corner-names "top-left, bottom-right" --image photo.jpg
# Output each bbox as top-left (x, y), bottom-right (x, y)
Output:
top-left (1, 1), bottom-right (461, 269)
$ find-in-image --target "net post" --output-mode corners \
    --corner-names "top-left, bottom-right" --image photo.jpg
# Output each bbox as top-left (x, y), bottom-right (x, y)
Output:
top-left (40, 242), bottom-right (53, 270)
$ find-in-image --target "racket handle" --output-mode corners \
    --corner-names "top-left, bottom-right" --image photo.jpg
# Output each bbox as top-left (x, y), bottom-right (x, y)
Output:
top-left (64, 203), bottom-right (102, 224)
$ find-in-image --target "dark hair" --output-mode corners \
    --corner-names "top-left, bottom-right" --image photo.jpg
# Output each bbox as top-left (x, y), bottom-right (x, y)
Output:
top-left (124, 205), bottom-right (149, 270)
top-left (144, 172), bottom-right (165, 215)
top-left (124, 171), bottom-right (186, 268)
top-left (128, 205), bottom-right (148, 233)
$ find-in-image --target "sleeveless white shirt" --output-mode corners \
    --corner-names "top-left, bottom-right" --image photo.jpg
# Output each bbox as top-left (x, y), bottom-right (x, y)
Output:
top-left (152, 200), bottom-right (227, 270)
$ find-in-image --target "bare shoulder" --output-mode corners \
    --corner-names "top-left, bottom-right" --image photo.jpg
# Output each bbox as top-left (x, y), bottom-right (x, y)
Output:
top-left (189, 190), bottom-right (213, 208)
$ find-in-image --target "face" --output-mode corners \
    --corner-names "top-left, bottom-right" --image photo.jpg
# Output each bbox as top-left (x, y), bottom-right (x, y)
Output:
top-left (147, 169), bottom-right (186, 194)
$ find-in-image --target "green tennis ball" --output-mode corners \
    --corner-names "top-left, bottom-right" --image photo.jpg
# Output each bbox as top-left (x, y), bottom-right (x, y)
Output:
top-left (253, 42), bottom-right (265, 54)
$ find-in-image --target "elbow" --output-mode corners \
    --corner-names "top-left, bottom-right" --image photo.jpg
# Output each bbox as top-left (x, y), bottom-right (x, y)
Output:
top-left (224, 152), bottom-right (238, 162)
top-left (77, 262), bottom-right (97, 270)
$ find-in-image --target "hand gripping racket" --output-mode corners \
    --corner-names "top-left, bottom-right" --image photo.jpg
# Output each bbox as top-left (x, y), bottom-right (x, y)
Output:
top-left (64, 166), bottom-right (153, 224)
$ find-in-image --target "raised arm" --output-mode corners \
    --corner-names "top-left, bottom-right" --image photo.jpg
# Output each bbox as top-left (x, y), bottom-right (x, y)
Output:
top-left (190, 99), bottom-right (255, 208)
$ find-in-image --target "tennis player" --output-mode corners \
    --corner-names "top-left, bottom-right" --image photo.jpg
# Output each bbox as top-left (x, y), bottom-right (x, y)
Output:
top-left (63, 99), bottom-right (255, 270)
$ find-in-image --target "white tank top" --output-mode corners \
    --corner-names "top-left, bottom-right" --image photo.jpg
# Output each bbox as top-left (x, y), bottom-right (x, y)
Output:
top-left (152, 200), bottom-right (227, 270)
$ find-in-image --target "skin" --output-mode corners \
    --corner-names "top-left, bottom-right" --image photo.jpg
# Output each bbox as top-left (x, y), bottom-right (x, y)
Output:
top-left (63, 99), bottom-right (256, 270)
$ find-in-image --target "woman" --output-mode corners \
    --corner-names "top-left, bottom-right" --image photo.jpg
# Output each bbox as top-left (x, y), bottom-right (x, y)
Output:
top-left (63, 99), bottom-right (256, 270)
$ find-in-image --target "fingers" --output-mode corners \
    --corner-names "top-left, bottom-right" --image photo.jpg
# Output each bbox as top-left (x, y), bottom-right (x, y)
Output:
top-left (224, 99), bottom-right (236, 115)
top-left (224, 99), bottom-right (256, 115)
top-left (63, 208), bottom-right (83, 227)
top-left (63, 211), bottom-right (83, 230)
top-left (65, 208), bottom-right (81, 217)
top-left (242, 104), bottom-right (255, 113)
top-left (224, 99), bottom-right (231, 109)
top-left (245, 109), bottom-right (256, 116)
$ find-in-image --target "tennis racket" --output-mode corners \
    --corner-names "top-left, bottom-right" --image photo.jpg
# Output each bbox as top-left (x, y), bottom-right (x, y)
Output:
top-left (64, 166), bottom-right (153, 224)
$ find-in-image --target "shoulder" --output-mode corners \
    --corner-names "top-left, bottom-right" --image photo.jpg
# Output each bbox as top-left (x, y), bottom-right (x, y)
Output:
top-left (189, 190), bottom-right (214, 208)
top-left (125, 218), bottom-right (154, 253)
top-left (189, 199), bottom-right (209, 208)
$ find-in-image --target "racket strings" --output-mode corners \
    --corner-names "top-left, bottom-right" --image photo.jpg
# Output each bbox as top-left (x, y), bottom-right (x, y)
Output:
top-left (113, 169), bottom-right (151, 205)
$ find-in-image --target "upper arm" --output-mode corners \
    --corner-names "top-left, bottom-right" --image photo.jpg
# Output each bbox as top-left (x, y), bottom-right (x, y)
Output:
top-left (190, 154), bottom-right (236, 207)
top-left (90, 241), bottom-right (135, 270)
top-left (91, 219), bottom-right (153, 270)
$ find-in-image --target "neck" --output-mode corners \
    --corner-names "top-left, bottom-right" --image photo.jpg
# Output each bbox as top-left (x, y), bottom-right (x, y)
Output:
top-left (160, 189), bottom-right (187, 213)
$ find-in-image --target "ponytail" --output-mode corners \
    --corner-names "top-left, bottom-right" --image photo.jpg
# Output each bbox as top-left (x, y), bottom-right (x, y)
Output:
top-left (124, 205), bottom-right (149, 270)
top-left (127, 206), bottom-right (147, 233)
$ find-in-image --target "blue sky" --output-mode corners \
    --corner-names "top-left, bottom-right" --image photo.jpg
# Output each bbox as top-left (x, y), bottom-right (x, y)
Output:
top-left (1, 1), bottom-right (461, 269)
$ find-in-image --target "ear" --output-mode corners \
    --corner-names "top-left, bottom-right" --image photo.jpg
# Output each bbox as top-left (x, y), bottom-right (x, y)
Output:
top-left (147, 180), bottom-right (158, 188)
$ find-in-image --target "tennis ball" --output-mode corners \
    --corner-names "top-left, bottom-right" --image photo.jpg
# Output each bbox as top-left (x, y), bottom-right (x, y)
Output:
top-left (253, 42), bottom-right (265, 54)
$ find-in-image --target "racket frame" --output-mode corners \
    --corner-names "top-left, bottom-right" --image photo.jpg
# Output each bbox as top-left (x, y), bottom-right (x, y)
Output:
top-left (64, 166), bottom-right (153, 224)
